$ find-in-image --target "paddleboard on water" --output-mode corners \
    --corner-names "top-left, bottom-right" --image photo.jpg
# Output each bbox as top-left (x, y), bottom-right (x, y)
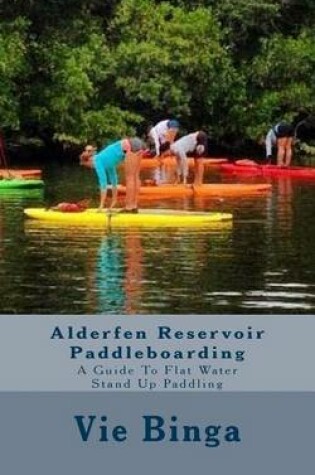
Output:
top-left (118, 183), bottom-right (271, 197)
top-left (24, 208), bottom-right (233, 228)
top-left (137, 157), bottom-right (228, 169)
top-left (219, 162), bottom-right (315, 179)
top-left (0, 169), bottom-right (42, 179)
top-left (0, 179), bottom-right (44, 189)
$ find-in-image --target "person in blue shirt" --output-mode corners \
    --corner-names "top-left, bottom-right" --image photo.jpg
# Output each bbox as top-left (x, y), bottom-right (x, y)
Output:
top-left (80, 137), bottom-right (146, 213)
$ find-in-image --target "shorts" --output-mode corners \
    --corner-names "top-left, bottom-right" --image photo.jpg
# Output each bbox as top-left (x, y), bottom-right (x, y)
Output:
top-left (274, 124), bottom-right (294, 138)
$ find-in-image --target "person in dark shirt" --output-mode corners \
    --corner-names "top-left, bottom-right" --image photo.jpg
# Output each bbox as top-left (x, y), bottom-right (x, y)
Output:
top-left (265, 122), bottom-right (294, 166)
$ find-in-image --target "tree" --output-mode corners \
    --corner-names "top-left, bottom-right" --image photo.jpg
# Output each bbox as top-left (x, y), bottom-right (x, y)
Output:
top-left (0, 0), bottom-right (314, 149)
top-left (24, 18), bottom-right (141, 145)
top-left (0, 18), bottom-right (28, 129)
top-left (244, 29), bottom-right (315, 138)
top-left (109, 0), bottom-right (243, 135)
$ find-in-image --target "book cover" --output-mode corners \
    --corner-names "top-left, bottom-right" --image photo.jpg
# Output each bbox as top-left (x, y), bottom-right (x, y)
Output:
top-left (0, 1), bottom-right (314, 474)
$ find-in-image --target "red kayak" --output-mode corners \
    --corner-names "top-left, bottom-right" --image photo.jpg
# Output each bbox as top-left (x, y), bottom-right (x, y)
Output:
top-left (219, 161), bottom-right (315, 179)
top-left (0, 168), bottom-right (42, 179)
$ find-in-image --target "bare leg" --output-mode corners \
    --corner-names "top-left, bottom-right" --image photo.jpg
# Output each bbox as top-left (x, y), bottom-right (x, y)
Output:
top-left (284, 137), bottom-right (293, 167)
top-left (125, 154), bottom-right (135, 210)
top-left (174, 154), bottom-right (181, 184)
top-left (182, 157), bottom-right (189, 185)
top-left (175, 151), bottom-right (187, 184)
top-left (194, 159), bottom-right (204, 185)
top-left (173, 172), bottom-right (180, 184)
top-left (109, 187), bottom-right (118, 209)
top-left (135, 173), bottom-right (141, 209)
top-left (160, 161), bottom-right (166, 183)
top-left (154, 160), bottom-right (166, 184)
top-left (98, 189), bottom-right (108, 210)
top-left (277, 138), bottom-right (286, 166)
top-left (125, 151), bottom-right (141, 209)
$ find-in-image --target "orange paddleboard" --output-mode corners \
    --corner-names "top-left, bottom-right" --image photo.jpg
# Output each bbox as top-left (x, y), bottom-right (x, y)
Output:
top-left (138, 157), bottom-right (228, 169)
top-left (118, 183), bottom-right (271, 197)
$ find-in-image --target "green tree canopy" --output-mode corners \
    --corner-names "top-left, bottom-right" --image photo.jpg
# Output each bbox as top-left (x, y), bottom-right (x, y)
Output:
top-left (0, 0), bottom-right (314, 148)
top-left (0, 18), bottom-right (28, 129)
top-left (245, 29), bottom-right (315, 138)
top-left (109, 0), bottom-right (243, 134)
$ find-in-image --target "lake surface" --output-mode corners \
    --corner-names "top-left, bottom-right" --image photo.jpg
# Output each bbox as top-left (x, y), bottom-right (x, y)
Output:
top-left (0, 161), bottom-right (315, 314)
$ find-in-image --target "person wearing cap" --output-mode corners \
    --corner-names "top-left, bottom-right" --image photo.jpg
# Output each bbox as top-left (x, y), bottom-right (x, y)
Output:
top-left (148, 119), bottom-right (180, 157)
top-left (80, 137), bottom-right (146, 213)
top-left (265, 122), bottom-right (295, 166)
top-left (147, 119), bottom-right (180, 184)
top-left (170, 131), bottom-right (208, 185)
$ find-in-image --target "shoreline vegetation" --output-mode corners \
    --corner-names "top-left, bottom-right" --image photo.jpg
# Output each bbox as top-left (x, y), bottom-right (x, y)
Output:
top-left (1, 1), bottom-right (315, 163)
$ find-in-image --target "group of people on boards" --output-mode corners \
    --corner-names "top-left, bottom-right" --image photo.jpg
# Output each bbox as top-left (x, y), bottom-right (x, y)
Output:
top-left (80, 119), bottom-right (208, 213)
top-left (80, 118), bottom-right (296, 213)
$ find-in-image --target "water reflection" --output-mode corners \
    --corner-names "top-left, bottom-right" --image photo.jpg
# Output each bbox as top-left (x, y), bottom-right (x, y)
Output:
top-left (273, 177), bottom-right (294, 235)
top-left (124, 233), bottom-right (144, 313)
top-left (0, 162), bottom-right (315, 314)
top-left (23, 223), bottom-right (232, 314)
top-left (94, 234), bottom-right (125, 314)
top-left (91, 232), bottom-right (145, 314)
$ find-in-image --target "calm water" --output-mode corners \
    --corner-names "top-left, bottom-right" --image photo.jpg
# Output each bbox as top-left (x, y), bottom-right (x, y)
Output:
top-left (0, 162), bottom-right (315, 314)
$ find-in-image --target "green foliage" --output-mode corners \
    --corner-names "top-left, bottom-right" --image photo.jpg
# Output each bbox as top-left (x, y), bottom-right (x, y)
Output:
top-left (0, 18), bottom-right (29, 129)
top-left (0, 0), bottom-right (314, 148)
top-left (109, 0), bottom-right (240, 134)
top-left (21, 16), bottom-right (141, 144)
top-left (245, 30), bottom-right (315, 138)
top-left (212, 0), bottom-right (281, 55)
top-left (165, 0), bottom-right (282, 55)
top-left (27, 21), bottom-right (114, 143)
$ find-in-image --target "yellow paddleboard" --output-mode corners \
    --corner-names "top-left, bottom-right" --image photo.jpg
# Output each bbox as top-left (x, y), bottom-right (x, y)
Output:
top-left (24, 208), bottom-right (233, 229)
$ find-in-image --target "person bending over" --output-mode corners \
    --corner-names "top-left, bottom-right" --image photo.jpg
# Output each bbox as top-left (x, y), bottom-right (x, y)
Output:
top-left (265, 122), bottom-right (294, 167)
top-left (148, 119), bottom-right (180, 157)
top-left (170, 131), bottom-right (208, 185)
top-left (80, 138), bottom-right (146, 213)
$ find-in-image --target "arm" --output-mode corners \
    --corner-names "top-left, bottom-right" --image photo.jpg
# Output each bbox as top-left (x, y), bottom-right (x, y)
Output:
top-left (174, 146), bottom-right (188, 184)
top-left (265, 129), bottom-right (275, 158)
top-left (107, 167), bottom-right (119, 209)
top-left (194, 158), bottom-right (204, 186)
top-left (150, 127), bottom-right (160, 157)
top-left (179, 149), bottom-right (188, 184)
top-left (165, 128), bottom-right (177, 144)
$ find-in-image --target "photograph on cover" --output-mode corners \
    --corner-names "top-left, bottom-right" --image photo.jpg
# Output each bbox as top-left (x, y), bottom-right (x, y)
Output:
top-left (0, 1), bottom-right (314, 315)
top-left (1, 3), bottom-right (315, 474)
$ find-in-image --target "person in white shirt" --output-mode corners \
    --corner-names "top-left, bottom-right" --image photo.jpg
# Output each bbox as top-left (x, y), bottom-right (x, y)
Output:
top-left (170, 131), bottom-right (208, 185)
top-left (148, 119), bottom-right (180, 157)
